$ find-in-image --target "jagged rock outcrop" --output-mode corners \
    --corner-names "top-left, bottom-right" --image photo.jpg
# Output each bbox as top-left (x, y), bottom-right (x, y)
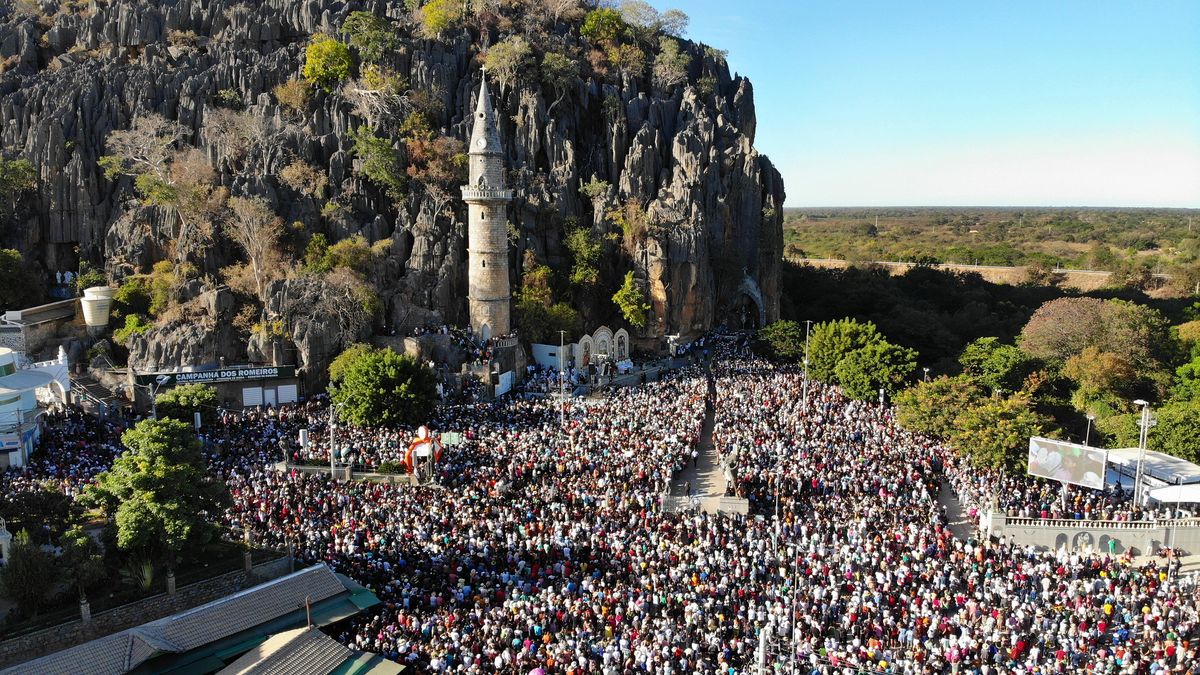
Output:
top-left (0, 0), bottom-right (784, 376)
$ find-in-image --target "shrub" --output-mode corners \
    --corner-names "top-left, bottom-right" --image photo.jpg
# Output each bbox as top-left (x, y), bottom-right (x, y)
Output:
top-left (273, 79), bottom-right (312, 113)
top-left (302, 34), bottom-right (353, 92)
top-left (113, 314), bottom-right (153, 345)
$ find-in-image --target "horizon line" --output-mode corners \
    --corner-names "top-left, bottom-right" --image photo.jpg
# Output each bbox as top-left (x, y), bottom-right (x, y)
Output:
top-left (784, 205), bottom-right (1200, 211)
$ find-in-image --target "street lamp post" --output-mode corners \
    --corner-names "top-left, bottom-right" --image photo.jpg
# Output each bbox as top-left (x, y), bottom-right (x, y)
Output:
top-left (801, 320), bottom-right (813, 409)
top-left (559, 330), bottom-right (568, 429)
top-left (328, 403), bottom-right (346, 480)
top-left (1084, 413), bottom-right (1095, 447)
top-left (1133, 399), bottom-right (1152, 507)
top-left (923, 367), bottom-right (930, 382)
top-left (124, 374), bottom-right (170, 420)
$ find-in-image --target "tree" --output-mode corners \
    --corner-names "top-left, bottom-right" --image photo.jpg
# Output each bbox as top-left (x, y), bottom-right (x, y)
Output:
top-left (329, 342), bottom-right (374, 384)
top-left (99, 114), bottom-right (188, 186)
top-left (225, 196), bottom-right (284, 300)
top-left (1062, 346), bottom-right (1137, 415)
top-left (895, 375), bottom-right (984, 438)
top-left (349, 126), bottom-right (406, 201)
top-left (807, 318), bottom-right (882, 383)
top-left (83, 418), bottom-right (230, 567)
top-left (0, 530), bottom-right (55, 616)
top-left (581, 7), bottom-right (627, 45)
top-left (1105, 400), bottom-right (1200, 464)
top-left (755, 320), bottom-right (806, 361)
top-left (515, 299), bottom-right (580, 344)
top-left (155, 383), bottom-right (218, 426)
top-left (612, 270), bottom-right (650, 329)
top-left (303, 34), bottom-right (353, 92)
top-left (959, 337), bottom-right (1037, 394)
top-left (0, 157), bottom-right (35, 220)
top-left (342, 11), bottom-right (399, 63)
top-left (1019, 297), bottom-right (1171, 371)
top-left (418, 0), bottom-right (464, 39)
top-left (59, 526), bottom-right (105, 601)
top-left (485, 36), bottom-right (533, 95)
top-left (950, 393), bottom-right (1045, 471)
top-left (329, 347), bottom-right (438, 428)
top-left (278, 160), bottom-right (329, 198)
top-left (652, 37), bottom-right (690, 89)
top-left (565, 227), bottom-right (601, 288)
top-left (0, 248), bottom-right (44, 310)
top-left (273, 79), bottom-right (312, 114)
top-left (101, 120), bottom-right (225, 270)
top-left (541, 52), bottom-right (580, 113)
top-left (834, 340), bottom-right (917, 401)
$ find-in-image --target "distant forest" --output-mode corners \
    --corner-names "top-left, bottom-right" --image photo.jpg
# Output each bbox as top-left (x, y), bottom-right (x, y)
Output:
top-left (783, 207), bottom-right (1200, 293)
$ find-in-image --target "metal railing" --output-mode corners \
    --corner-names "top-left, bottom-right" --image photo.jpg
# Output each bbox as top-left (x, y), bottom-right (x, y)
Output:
top-left (1004, 515), bottom-right (1200, 530)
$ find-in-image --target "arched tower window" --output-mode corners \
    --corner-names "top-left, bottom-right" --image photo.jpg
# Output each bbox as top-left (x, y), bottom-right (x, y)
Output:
top-left (482, 259), bottom-right (486, 267)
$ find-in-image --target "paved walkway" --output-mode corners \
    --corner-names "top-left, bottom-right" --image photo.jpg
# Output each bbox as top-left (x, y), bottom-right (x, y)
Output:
top-left (671, 372), bottom-right (726, 500)
top-left (939, 482), bottom-right (980, 541)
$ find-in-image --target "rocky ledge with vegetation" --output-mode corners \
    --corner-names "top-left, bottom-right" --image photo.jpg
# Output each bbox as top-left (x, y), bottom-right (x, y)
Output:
top-left (0, 0), bottom-right (783, 384)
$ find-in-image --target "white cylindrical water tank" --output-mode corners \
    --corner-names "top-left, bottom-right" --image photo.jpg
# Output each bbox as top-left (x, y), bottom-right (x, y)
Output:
top-left (80, 286), bottom-right (115, 327)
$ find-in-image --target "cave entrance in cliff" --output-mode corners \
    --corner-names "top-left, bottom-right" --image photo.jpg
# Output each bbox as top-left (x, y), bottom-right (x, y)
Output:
top-left (731, 292), bottom-right (764, 330)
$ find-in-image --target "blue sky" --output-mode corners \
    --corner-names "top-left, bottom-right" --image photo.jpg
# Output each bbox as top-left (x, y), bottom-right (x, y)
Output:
top-left (671, 0), bottom-right (1200, 207)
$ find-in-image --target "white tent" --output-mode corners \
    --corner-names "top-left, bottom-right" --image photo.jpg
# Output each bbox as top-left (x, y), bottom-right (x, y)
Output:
top-left (1148, 483), bottom-right (1200, 504)
top-left (1106, 447), bottom-right (1200, 485)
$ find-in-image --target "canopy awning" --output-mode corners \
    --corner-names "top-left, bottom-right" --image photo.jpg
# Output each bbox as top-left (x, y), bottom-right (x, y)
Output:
top-left (1105, 447), bottom-right (1200, 485)
top-left (1148, 483), bottom-right (1200, 504)
top-left (0, 369), bottom-right (55, 396)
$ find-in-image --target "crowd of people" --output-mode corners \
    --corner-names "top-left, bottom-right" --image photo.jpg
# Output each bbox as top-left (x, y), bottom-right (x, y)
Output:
top-left (5, 332), bottom-right (1200, 673)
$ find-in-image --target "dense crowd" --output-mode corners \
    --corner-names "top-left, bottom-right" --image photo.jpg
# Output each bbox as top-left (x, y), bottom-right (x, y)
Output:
top-left (8, 333), bottom-right (1200, 673)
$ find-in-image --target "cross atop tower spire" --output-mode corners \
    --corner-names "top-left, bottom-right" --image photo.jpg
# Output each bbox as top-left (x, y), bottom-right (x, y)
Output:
top-left (470, 74), bottom-right (503, 156)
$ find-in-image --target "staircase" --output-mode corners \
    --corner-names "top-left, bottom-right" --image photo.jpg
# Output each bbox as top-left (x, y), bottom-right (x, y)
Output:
top-left (70, 372), bottom-right (122, 414)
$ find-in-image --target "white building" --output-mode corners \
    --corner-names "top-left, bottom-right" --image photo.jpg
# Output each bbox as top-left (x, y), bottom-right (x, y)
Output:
top-left (0, 346), bottom-right (70, 468)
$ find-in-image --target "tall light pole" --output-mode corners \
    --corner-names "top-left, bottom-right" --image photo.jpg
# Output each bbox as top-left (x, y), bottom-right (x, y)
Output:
top-left (558, 330), bottom-right (568, 429)
top-left (1133, 399), bottom-right (1152, 507)
top-left (922, 367), bottom-right (930, 382)
top-left (328, 403), bottom-right (345, 480)
top-left (1084, 412), bottom-right (1095, 447)
top-left (124, 374), bottom-right (170, 420)
top-left (801, 320), bottom-right (813, 409)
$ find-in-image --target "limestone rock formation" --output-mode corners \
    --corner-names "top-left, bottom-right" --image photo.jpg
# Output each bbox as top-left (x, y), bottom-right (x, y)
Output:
top-left (0, 0), bottom-right (784, 379)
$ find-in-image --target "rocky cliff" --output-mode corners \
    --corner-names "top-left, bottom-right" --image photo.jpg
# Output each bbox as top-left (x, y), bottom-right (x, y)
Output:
top-left (0, 0), bottom-right (783, 379)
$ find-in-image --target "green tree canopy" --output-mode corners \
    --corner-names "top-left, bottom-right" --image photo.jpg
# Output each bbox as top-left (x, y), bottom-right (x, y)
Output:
top-left (329, 347), bottom-right (438, 428)
top-left (959, 337), bottom-right (1038, 394)
top-left (303, 34), bottom-right (353, 91)
top-left (0, 529), bottom-right (56, 616)
top-left (565, 227), bottom-right (601, 288)
top-left (894, 375), bottom-right (985, 438)
top-left (755, 320), bottom-right (807, 362)
top-left (950, 393), bottom-right (1045, 471)
top-left (349, 126), bottom-right (406, 201)
top-left (342, 11), bottom-right (399, 63)
top-left (83, 418), bottom-right (230, 567)
top-left (0, 248), bottom-right (44, 310)
top-left (0, 157), bottom-right (35, 219)
top-left (581, 7), bottom-right (628, 45)
top-left (612, 270), bottom-right (650, 329)
top-left (1105, 399), bottom-right (1200, 465)
top-left (834, 340), bottom-right (917, 401)
top-left (484, 35), bottom-right (533, 95)
top-left (808, 318), bottom-right (882, 383)
top-left (515, 299), bottom-right (581, 344)
top-left (60, 525), bottom-right (105, 601)
top-left (155, 383), bottom-right (218, 426)
top-left (1019, 297), bottom-right (1173, 372)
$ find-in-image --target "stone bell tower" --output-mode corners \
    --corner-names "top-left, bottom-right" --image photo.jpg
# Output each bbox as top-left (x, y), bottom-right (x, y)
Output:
top-left (461, 75), bottom-right (512, 341)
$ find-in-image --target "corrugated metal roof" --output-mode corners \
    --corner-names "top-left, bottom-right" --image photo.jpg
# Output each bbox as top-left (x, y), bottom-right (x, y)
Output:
top-left (216, 627), bottom-right (350, 675)
top-left (3, 565), bottom-right (347, 675)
